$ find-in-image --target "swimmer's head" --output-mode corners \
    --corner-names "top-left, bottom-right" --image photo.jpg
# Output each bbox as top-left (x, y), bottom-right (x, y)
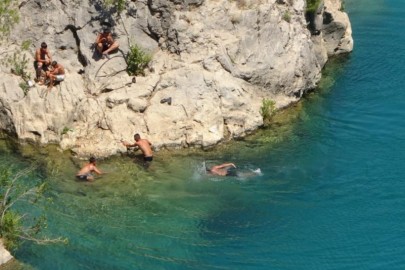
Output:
top-left (134, 133), bottom-right (141, 141)
top-left (89, 157), bottom-right (96, 164)
top-left (206, 167), bottom-right (212, 173)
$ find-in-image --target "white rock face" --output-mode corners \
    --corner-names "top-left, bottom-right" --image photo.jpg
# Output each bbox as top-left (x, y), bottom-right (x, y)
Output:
top-left (0, 0), bottom-right (353, 157)
top-left (0, 239), bottom-right (13, 266)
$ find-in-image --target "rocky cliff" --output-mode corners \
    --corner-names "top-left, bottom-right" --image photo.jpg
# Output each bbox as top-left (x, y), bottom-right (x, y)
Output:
top-left (0, 0), bottom-right (353, 157)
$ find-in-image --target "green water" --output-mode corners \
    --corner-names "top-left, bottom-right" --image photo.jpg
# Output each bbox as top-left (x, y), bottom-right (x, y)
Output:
top-left (3, 0), bottom-right (405, 269)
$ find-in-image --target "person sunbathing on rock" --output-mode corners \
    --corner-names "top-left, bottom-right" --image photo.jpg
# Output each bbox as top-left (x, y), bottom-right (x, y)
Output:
top-left (76, 157), bottom-right (103, 181)
top-left (95, 28), bottom-right (120, 59)
top-left (206, 163), bottom-right (261, 178)
top-left (35, 42), bottom-right (52, 81)
top-left (39, 61), bottom-right (65, 90)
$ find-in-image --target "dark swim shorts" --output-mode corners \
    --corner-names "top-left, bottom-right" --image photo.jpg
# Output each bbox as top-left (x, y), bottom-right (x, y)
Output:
top-left (226, 170), bottom-right (238, 177)
top-left (76, 175), bottom-right (87, 181)
top-left (102, 43), bottom-right (109, 52)
top-left (144, 156), bottom-right (153, 162)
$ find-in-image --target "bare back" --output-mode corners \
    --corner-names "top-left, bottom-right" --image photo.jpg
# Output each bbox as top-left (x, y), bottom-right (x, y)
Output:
top-left (136, 139), bottom-right (153, 157)
top-left (53, 64), bottom-right (65, 75)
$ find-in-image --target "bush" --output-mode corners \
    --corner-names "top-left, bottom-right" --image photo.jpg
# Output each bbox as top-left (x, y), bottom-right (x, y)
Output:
top-left (103, 0), bottom-right (126, 13)
top-left (283, 11), bottom-right (291, 22)
top-left (306, 0), bottom-right (322, 14)
top-left (260, 98), bottom-right (276, 122)
top-left (126, 44), bottom-right (152, 76)
top-left (0, 166), bottom-right (67, 252)
top-left (1, 42), bottom-right (31, 79)
top-left (0, 0), bottom-right (19, 38)
top-left (19, 82), bottom-right (29, 96)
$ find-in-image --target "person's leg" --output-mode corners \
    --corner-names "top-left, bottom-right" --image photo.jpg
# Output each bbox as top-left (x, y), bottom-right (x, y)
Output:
top-left (36, 62), bottom-right (43, 80)
top-left (97, 43), bottom-right (104, 55)
top-left (103, 42), bottom-right (120, 54)
top-left (39, 71), bottom-right (49, 85)
top-left (47, 74), bottom-right (55, 90)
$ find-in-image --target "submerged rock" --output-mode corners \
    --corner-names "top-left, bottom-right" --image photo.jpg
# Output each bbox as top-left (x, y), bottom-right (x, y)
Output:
top-left (0, 0), bottom-right (353, 158)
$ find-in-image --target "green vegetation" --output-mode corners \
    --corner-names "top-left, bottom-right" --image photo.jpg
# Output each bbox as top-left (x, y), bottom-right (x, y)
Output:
top-left (306, 0), bottom-right (322, 14)
top-left (19, 82), bottom-right (29, 96)
top-left (260, 98), bottom-right (276, 123)
top-left (126, 44), bottom-right (152, 76)
top-left (283, 11), bottom-right (292, 22)
top-left (341, 0), bottom-right (345, 11)
top-left (0, 0), bottom-right (19, 37)
top-left (1, 41), bottom-right (31, 79)
top-left (103, 0), bottom-right (127, 13)
top-left (0, 166), bottom-right (67, 252)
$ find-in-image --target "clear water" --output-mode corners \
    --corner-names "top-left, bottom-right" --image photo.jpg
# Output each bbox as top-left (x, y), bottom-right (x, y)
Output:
top-left (2, 0), bottom-right (405, 269)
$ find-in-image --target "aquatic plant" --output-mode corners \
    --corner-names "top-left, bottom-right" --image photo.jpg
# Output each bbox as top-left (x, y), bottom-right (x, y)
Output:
top-left (126, 44), bottom-right (152, 76)
top-left (0, 166), bottom-right (67, 252)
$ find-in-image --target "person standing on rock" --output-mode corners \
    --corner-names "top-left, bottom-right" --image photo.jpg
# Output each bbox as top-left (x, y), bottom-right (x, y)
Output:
top-left (122, 133), bottom-right (153, 165)
top-left (95, 28), bottom-right (120, 59)
top-left (35, 42), bottom-right (53, 81)
top-left (39, 61), bottom-right (65, 90)
top-left (76, 157), bottom-right (103, 181)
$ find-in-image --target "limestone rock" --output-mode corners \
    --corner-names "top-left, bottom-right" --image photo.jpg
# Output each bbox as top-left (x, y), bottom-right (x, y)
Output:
top-left (0, 239), bottom-right (13, 266)
top-left (0, 0), bottom-right (353, 157)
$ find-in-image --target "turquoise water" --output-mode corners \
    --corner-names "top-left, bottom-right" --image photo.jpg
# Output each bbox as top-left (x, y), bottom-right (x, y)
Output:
top-left (2, 0), bottom-right (405, 269)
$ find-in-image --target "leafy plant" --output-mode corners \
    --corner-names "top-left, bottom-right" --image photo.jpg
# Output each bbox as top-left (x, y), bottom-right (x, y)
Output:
top-left (0, 0), bottom-right (19, 38)
top-left (283, 11), bottom-right (291, 22)
top-left (126, 44), bottom-right (152, 76)
top-left (0, 166), bottom-right (67, 252)
top-left (61, 127), bottom-right (72, 135)
top-left (19, 82), bottom-right (29, 96)
top-left (2, 50), bottom-right (29, 79)
top-left (341, 0), bottom-right (345, 11)
top-left (306, 0), bottom-right (322, 14)
top-left (103, 0), bottom-right (127, 13)
top-left (260, 98), bottom-right (276, 122)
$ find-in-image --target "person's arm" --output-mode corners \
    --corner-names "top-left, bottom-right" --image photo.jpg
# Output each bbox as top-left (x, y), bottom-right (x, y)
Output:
top-left (216, 163), bottom-right (236, 169)
top-left (123, 141), bottom-right (136, 147)
top-left (147, 140), bottom-right (152, 146)
top-left (108, 34), bottom-right (114, 45)
top-left (95, 34), bottom-right (101, 45)
top-left (93, 166), bottom-right (103, 175)
top-left (46, 49), bottom-right (52, 63)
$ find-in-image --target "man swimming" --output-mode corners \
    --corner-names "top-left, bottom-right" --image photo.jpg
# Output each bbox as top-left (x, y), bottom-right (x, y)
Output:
top-left (206, 163), bottom-right (261, 177)
top-left (76, 157), bottom-right (103, 181)
top-left (122, 133), bottom-right (153, 164)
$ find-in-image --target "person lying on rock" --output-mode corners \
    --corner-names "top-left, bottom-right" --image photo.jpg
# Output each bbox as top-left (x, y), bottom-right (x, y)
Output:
top-left (76, 157), bottom-right (103, 181)
top-left (122, 133), bottom-right (153, 165)
top-left (95, 28), bottom-right (120, 59)
top-left (206, 163), bottom-right (261, 178)
top-left (39, 61), bottom-right (65, 90)
top-left (35, 42), bottom-right (52, 81)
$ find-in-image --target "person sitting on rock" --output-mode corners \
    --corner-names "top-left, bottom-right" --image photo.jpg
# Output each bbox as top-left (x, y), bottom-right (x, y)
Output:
top-left (94, 28), bottom-right (120, 59)
top-left (76, 157), bottom-right (103, 181)
top-left (39, 61), bottom-right (65, 90)
top-left (35, 42), bottom-right (52, 81)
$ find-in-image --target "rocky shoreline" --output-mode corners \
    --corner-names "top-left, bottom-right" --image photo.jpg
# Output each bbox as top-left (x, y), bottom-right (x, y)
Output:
top-left (0, 0), bottom-right (352, 158)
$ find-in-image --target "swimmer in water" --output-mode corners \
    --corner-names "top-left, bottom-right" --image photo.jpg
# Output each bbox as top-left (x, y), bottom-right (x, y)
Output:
top-left (206, 163), bottom-right (261, 177)
top-left (76, 157), bottom-right (103, 181)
